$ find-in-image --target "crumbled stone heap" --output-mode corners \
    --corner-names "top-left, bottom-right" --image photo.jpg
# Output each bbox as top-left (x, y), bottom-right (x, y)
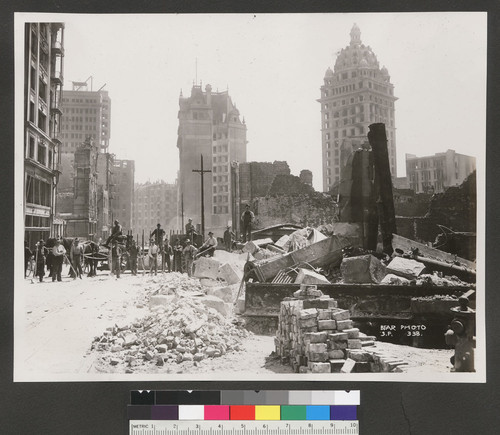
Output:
top-left (91, 284), bottom-right (250, 372)
top-left (275, 284), bottom-right (371, 374)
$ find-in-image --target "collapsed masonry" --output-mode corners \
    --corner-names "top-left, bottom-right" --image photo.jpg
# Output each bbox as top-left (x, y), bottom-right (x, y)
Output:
top-left (275, 285), bottom-right (408, 373)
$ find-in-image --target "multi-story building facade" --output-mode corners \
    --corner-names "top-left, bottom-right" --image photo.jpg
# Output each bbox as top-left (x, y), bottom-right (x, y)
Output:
top-left (111, 159), bottom-right (135, 232)
top-left (64, 137), bottom-right (99, 237)
top-left (406, 150), bottom-right (476, 194)
top-left (24, 22), bottom-right (65, 247)
top-left (319, 24), bottom-right (397, 192)
top-left (58, 81), bottom-right (111, 190)
top-left (177, 84), bottom-right (247, 235)
top-left (133, 181), bottom-right (178, 244)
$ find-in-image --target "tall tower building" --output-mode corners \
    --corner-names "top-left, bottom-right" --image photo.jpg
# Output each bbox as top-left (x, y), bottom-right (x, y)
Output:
top-left (58, 81), bottom-right (111, 190)
top-left (24, 22), bottom-right (65, 246)
top-left (319, 24), bottom-right (397, 192)
top-left (177, 84), bottom-right (247, 235)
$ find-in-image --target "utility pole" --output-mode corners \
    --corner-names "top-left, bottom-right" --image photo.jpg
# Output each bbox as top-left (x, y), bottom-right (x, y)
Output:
top-left (192, 154), bottom-right (212, 239)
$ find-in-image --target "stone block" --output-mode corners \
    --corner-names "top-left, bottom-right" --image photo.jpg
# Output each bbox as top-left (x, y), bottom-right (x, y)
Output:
top-left (193, 257), bottom-right (221, 279)
top-left (308, 343), bottom-right (327, 353)
top-left (275, 235), bottom-right (290, 250)
top-left (206, 286), bottom-right (233, 303)
top-left (340, 254), bottom-right (387, 284)
top-left (304, 332), bottom-right (328, 343)
top-left (201, 295), bottom-right (230, 316)
top-left (299, 318), bottom-right (317, 328)
top-left (308, 352), bottom-right (329, 362)
top-left (295, 268), bottom-right (331, 285)
top-left (242, 238), bottom-right (273, 254)
top-left (330, 359), bottom-right (346, 373)
top-left (331, 340), bottom-right (348, 350)
top-left (386, 257), bottom-right (426, 280)
top-left (329, 332), bottom-right (348, 341)
top-left (310, 362), bottom-right (331, 373)
top-left (380, 273), bottom-right (411, 286)
top-left (218, 263), bottom-right (242, 285)
top-left (346, 350), bottom-right (373, 362)
top-left (347, 339), bottom-right (362, 349)
top-left (336, 320), bottom-right (353, 331)
top-left (331, 309), bottom-right (350, 321)
top-left (344, 328), bottom-right (360, 339)
top-left (341, 358), bottom-right (356, 373)
top-left (318, 320), bottom-right (336, 330)
top-left (317, 309), bottom-right (332, 320)
top-left (303, 299), bottom-right (337, 309)
top-left (148, 295), bottom-right (169, 309)
top-left (200, 278), bottom-right (219, 287)
top-left (300, 308), bottom-right (318, 319)
top-left (328, 350), bottom-right (345, 359)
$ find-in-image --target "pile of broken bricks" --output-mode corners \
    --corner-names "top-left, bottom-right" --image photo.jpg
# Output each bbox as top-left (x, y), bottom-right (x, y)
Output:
top-left (275, 284), bottom-right (408, 374)
top-left (91, 271), bottom-right (250, 372)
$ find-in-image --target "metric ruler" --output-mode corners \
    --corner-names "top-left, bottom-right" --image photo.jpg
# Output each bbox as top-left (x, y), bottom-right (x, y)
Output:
top-left (130, 420), bottom-right (359, 434)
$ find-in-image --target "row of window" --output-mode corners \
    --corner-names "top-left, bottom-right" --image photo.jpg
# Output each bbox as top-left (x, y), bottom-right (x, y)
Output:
top-left (213, 144), bottom-right (229, 153)
top-left (25, 175), bottom-right (52, 207)
top-left (26, 135), bottom-right (54, 169)
top-left (213, 165), bottom-right (229, 173)
top-left (25, 214), bottom-right (50, 229)
top-left (213, 155), bottom-right (229, 163)
top-left (326, 175), bottom-right (340, 186)
top-left (213, 175), bottom-right (229, 183)
top-left (214, 206), bottom-right (229, 214)
top-left (62, 98), bottom-right (99, 104)
top-left (213, 195), bottom-right (228, 204)
top-left (213, 185), bottom-right (229, 193)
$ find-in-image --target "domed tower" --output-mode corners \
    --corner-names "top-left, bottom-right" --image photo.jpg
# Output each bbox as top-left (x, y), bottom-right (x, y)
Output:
top-left (318, 24), bottom-right (398, 192)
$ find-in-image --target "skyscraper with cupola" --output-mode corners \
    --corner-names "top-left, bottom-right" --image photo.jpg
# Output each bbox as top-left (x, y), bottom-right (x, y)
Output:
top-left (319, 24), bottom-right (397, 192)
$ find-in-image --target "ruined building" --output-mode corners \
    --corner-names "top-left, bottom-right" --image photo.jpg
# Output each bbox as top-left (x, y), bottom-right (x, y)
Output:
top-left (133, 181), bottom-right (178, 244)
top-left (319, 23), bottom-right (397, 192)
top-left (406, 150), bottom-right (476, 194)
top-left (177, 84), bottom-right (247, 235)
top-left (24, 22), bottom-right (65, 246)
top-left (111, 159), bottom-right (135, 232)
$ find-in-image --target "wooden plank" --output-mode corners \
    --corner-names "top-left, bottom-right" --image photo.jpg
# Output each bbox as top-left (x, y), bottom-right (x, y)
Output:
top-left (392, 233), bottom-right (475, 270)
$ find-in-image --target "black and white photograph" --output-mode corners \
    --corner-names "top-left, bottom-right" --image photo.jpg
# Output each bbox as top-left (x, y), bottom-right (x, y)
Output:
top-left (14, 12), bottom-right (485, 382)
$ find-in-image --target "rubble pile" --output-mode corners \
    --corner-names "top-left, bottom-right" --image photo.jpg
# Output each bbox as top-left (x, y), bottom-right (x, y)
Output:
top-left (274, 285), bottom-right (391, 374)
top-left (91, 273), bottom-right (250, 372)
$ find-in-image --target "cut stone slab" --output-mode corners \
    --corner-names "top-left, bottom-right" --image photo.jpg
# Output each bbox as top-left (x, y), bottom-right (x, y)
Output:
top-left (242, 238), bottom-right (273, 254)
top-left (310, 362), bottom-right (331, 373)
top-left (201, 295), bottom-right (230, 316)
top-left (200, 278), bottom-right (219, 287)
top-left (380, 273), bottom-right (411, 285)
top-left (267, 244), bottom-right (286, 255)
top-left (340, 254), bottom-right (387, 284)
top-left (341, 358), bottom-right (356, 373)
top-left (149, 295), bottom-right (169, 309)
top-left (193, 257), bottom-right (221, 279)
top-left (218, 263), bottom-right (242, 285)
top-left (386, 257), bottom-right (426, 280)
top-left (206, 286), bottom-right (234, 303)
top-left (295, 268), bottom-right (331, 285)
top-left (275, 235), bottom-right (290, 250)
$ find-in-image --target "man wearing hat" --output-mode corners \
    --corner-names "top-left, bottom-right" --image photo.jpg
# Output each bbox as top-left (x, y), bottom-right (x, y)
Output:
top-left (182, 239), bottom-right (198, 277)
top-left (35, 239), bottom-right (46, 282)
top-left (241, 204), bottom-right (255, 243)
top-left (197, 231), bottom-right (218, 258)
top-left (104, 220), bottom-right (122, 248)
top-left (70, 238), bottom-right (84, 279)
top-left (185, 218), bottom-right (197, 245)
top-left (51, 238), bottom-right (66, 282)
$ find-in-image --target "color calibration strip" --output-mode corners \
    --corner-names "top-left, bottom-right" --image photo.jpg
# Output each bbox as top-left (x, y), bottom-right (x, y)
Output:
top-left (128, 390), bottom-right (359, 421)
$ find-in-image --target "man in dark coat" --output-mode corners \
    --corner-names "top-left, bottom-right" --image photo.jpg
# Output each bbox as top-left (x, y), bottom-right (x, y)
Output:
top-left (223, 226), bottom-right (235, 252)
top-left (185, 218), bottom-right (197, 245)
top-left (105, 220), bottom-right (122, 248)
top-left (150, 223), bottom-right (165, 246)
top-left (35, 239), bottom-right (46, 282)
top-left (129, 240), bottom-right (139, 275)
top-left (24, 241), bottom-right (32, 278)
top-left (241, 204), bottom-right (255, 243)
top-left (172, 239), bottom-right (183, 273)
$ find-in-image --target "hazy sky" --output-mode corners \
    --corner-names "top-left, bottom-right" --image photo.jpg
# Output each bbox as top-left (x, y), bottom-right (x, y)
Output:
top-left (26, 12), bottom-right (487, 190)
